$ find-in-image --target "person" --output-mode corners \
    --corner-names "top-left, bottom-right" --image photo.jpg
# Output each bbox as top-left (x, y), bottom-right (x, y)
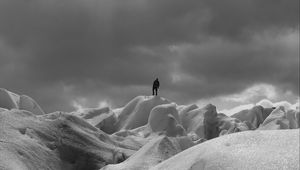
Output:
top-left (152, 78), bottom-right (160, 96)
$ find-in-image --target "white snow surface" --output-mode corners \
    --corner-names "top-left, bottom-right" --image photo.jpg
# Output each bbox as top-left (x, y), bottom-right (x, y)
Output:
top-left (179, 104), bottom-right (218, 139)
top-left (116, 96), bottom-right (170, 130)
top-left (151, 129), bottom-right (300, 170)
top-left (148, 103), bottom-right (185, 136)
top-left (73, 107), bottom-right (117, 134)
top-left (0, 109), bottom-right (134, 170)
top-left (102, 136), bottom-right (194, 170)
top-left (0, 89), bottom-right (299, 170)
top-left (230, 106), bottom-right (274, 128)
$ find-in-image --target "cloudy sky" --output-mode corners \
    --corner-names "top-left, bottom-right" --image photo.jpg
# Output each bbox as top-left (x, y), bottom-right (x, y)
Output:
top-left (0, 0), bottom-right (299, 113)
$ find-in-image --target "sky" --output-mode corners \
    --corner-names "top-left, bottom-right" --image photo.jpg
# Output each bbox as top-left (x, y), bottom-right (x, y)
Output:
top-left (0, 0), bottom-right (299, 113)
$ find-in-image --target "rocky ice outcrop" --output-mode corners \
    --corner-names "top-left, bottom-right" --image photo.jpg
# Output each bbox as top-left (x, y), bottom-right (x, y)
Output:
top-left (217, 113), bottom-right (252, 136)
top-left (148, 103), bottom-right (184, 137)
top-left (108, 103), bottom-right (188, 151)
top-left (179, 104), bottom-right (218, 140)
top-left (0, 88), bottom-right (44, 115)
top-left (231, 106), bottom-right (274, 128)
top-left (0, 88), bottom-right (19, 109)
top-left (286, 109), bottom-right (300, 129)
top-left (73, 107), bottom-right (117, 134)
top-left (203, 104), bottom-right (219, 139)
top-left (1, 89), bottom-right (299, 170)
top-left (258, 106), bottom-right (300, 130)
top-left (0, 109), bottom-right (134, 170)
top-left (19, 95), bottom-right (45, 115)
top-left (115, 96), bottom-right (170, 130)
top-left (179, 104), bottom-right (203, 137)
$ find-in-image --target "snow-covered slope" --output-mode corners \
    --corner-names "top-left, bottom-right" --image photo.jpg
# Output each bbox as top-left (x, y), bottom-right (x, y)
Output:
top-left (102, 136), bottom-right (194, 170)
top-left (73, 107), bottom-right (117, 134)
top-left (116, 96), bottom-right (170, 130)
top-left (0, 109), bottom-right (134, 170)
top-left (151, 129), bottom-right (300, 170)
top-left (1, 88), bottom-right (299, 170)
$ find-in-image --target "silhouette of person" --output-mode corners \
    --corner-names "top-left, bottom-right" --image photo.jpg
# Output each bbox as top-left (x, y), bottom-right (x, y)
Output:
top-left (152, 78), bottom-right (160, 96)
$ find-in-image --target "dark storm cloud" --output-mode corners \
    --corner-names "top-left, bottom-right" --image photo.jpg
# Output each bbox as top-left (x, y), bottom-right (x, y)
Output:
top-left (174, 30), bottom-right (299, 101)
top-left (0, 0), bottom-right (298, 112)
top-left (202, 0), bottom-right (299, 38)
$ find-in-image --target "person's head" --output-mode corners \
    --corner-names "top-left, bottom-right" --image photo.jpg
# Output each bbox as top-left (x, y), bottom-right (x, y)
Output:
top-left (156, 78), bottom-right (158, 80)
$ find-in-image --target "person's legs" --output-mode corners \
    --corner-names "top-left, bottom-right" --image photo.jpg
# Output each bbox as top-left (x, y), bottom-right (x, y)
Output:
top-left (155, 88), bottom-right (158, 96)
top-left (152, 88), bottom-right (155, 95)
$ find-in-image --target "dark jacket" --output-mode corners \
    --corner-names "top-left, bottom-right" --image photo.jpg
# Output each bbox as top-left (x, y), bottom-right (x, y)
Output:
top-left (153, 79), bottom-right (160, 89)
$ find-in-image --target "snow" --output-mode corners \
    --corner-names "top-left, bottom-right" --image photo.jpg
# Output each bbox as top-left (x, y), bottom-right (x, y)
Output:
top-left (259, 106), bottom-right (300, 130)
top-left (0, 107), bottom-right (8, 112)
top-left (179, 104), bottom-right (218, 139)
top-left (151, 129), bottom-right (300, 170)
top-left (217, 113), bottom-right (252, 136)
top-left (0, 88), bottom-right (19, 110)
top-left (0, 88), bottom-right (44, 115)
top-left (116, 96), bottom-right (170, 130)
top-left (101, 136), bottom-right (194, 170)
top-left (73, 107), bottom-right (117, 134)
top-left (230, 106), bottom-right (274, 128)
top-left (0, 109), bottom-right (135, 170)
top-left (19, 95), bottom-right (45, 115)
top-left (286, 109), bottom-right (300, 129)
top-left (0, 89), bottom-right (299, 170)
top-left (148, 103), bottom-right (183, 137)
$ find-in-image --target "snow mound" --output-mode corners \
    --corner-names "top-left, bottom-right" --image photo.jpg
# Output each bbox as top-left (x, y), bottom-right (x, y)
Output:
top-left (116, 96), bottom-right (170, 130)
top-left (151, 129), bottom-right (300, 170)
top-left (102, 136), bottom-right (194, 170)
top-left (1, 88), bottom-right (299, 170)
top-left (148, 103), bottom-right (184, 137)
top-left (178, 104), bottom-right (199, 127)
top-left (0, 88), bottom-right (44, 115)
top-left (178, 104), bottom-right (198, 119)
top-left (0, 88), bottom-right (19, 109)
top-left (257, 99), bottom-right (299, 111)
top-left (217, 113), bottom-right (252, 136)
top-left (74, 107), bottom-right (117, 134)
top-left (19, 95), bottom-right (45, 115)
top-left (0, 109), bottom-right (135, 170)
top-left (231, 106), bottom-right (274, 128)
top-left (179, 104), bottom-right (218, 140)
top-left (286, 109), bottom-right (300, 129)
top-left (259, 106), bottom-right (299, 130)
top-left (109, 104), bottom-right (187, 151)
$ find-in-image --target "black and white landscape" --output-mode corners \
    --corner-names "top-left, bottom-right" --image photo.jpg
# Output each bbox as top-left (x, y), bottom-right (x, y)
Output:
top-left (0, 0), bottom-right (299, 170)
top-left (0, 89), bottom-right (299, 170)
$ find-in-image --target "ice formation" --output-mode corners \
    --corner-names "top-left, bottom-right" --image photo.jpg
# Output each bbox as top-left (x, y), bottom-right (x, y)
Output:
top-left (0, 88), bottom-right (299, 170)
top-left (0, 88), bottom-right (44, 115)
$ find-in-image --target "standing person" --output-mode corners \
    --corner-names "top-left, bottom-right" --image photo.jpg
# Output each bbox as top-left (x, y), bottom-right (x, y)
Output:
top-left (152, 78), bottom-right (160, 96)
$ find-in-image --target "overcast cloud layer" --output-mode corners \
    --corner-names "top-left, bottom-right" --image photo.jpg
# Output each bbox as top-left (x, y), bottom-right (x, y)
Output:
top-left (0, 0), bottom-right (299, 112)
